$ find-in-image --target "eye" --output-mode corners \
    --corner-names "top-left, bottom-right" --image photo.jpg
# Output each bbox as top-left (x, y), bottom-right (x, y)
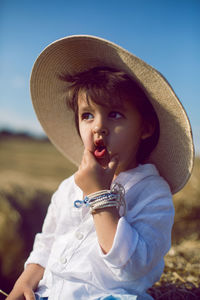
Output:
top-left (81, 112), bottom-right (94, 120)
top-left (109, 111), bottom-right (124, 119)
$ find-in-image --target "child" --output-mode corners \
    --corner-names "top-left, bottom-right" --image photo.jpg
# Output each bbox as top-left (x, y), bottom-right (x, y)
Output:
top-left (6, 35), bottom-right (194, 300)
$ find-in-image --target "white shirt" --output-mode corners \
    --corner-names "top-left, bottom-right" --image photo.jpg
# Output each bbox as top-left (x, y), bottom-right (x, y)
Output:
top-left (25, 164), bottom-right (174, 299)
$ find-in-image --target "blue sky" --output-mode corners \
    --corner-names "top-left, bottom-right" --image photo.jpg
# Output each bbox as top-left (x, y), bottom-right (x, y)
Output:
top-left (0, 0), bottom-right (199, 153)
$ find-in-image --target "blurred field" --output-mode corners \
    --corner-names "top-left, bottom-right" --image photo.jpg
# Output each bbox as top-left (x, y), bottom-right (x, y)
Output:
top-left (0, 134), bottom-right (199, 299)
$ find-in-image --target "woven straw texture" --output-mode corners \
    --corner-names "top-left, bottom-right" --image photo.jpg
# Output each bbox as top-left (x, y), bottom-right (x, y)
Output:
top-left (30, 35), bottom-right (194, 194)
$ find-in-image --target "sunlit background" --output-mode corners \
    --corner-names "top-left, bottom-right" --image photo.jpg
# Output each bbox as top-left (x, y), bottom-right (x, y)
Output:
top-left (0, 0), bottom-right (199, 153)
top-left (0, 1), bottom-right (200, 297)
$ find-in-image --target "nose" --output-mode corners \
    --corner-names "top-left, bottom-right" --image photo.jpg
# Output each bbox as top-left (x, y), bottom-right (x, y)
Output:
top-left (93, 125), bottom-right (109, 136)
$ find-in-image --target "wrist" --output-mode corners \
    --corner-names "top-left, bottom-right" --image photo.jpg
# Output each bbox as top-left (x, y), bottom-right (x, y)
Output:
top-left (92, 206), bottom-right (120, 217)
top-left (83, 184), bottom-right (111, 196)
top-left (74, 183), bottom-right (126, 216)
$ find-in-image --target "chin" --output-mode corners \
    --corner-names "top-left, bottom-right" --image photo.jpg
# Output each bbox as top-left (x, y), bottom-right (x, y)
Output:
top-left (96, 156), bottom-right (109, 167)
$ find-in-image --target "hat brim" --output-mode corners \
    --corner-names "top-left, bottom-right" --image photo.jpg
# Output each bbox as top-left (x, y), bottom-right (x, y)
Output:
top-left (30, 35), bottom-right (194, 194)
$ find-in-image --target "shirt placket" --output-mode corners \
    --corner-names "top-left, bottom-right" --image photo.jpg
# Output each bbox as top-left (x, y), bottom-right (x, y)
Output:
top-left (53, 209), bottom-right (94, 274)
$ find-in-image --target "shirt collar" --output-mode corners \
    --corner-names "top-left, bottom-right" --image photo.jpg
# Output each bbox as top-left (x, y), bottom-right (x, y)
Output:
top-left (114, 163), bottom-right (159, 192)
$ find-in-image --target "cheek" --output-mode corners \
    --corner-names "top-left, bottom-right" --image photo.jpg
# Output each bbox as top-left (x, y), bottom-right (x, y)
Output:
top-left (110, 127), bottom-right (129, 154)
top-left (112, 125), bottom-right (142, 153)
top-left (114, 126), bottom-right (123, 134)
top-left (79, 126), bottom-right (93, 149)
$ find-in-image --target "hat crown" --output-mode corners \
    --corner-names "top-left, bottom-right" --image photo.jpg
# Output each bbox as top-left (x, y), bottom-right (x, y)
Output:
top-left (30, 35), bottom-right (194, 194)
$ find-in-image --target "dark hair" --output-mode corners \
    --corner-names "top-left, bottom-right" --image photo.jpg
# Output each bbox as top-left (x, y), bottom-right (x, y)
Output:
top-left (60, 66), bottom-right (159, 163)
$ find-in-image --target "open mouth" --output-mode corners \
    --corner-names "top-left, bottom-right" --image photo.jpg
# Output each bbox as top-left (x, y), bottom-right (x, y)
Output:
top-left (94, 140), bottom-right (107, 158)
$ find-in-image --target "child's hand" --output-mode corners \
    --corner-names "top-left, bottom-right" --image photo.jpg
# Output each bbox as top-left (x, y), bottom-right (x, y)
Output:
top-left (6, 264), bottom-right (44, 300)
top-left (6, 283), bottom-right (35, 300)
top-left (75, 149), bottom-right (119, 195)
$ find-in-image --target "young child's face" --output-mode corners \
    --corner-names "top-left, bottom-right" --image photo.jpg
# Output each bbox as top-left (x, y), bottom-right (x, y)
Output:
top-left (78, 92), bottom-right (150, 175)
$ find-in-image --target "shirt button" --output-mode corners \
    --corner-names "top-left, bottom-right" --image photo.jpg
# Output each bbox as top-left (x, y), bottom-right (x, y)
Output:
top-left (60, 256), bottom-right (67, 264)
top-left (75, 231), bottom-right (84, 240)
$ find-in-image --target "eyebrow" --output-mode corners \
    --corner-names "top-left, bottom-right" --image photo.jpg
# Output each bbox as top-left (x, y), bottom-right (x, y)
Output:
top-left (79, 100), bottom-right (91, 108)
top-left (78, 102), bottom-right (95, 114)
top-left (78, 93), bottom-right (127, 111)
top-left (109, 103), bottom-right (126, 110)
top-left (79, 102), bottom-right (126, 112)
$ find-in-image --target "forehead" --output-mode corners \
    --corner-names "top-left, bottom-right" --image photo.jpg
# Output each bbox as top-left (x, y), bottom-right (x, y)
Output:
top-left (77, 90), bottom-right (126, 110)
top-left (77, 91), bottom-right (142, 119)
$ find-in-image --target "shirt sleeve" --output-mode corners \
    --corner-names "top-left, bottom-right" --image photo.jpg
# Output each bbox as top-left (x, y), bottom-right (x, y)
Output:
top-left (25, 190), bottom-right (58, 268)
top-left (98, 176), bottom-right (175, 280)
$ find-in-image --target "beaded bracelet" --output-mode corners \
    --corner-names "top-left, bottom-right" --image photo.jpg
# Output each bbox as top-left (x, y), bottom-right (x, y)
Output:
top-left (74, 183), bottom-right (126, 215)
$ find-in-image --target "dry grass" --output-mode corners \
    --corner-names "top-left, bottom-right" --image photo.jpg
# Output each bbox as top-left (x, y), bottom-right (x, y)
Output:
top-left (0, 135), bottom-right (199, 298)
top-left (149, 157), bottom-right (200, 299)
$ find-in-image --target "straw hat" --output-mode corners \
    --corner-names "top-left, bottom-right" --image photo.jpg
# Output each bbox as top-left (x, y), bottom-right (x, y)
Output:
top-left (30, 35), bottom-right (194, 194)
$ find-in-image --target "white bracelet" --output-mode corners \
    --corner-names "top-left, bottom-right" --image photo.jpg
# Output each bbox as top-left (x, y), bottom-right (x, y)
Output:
top-left (74, 183), bottom-right (126, 216)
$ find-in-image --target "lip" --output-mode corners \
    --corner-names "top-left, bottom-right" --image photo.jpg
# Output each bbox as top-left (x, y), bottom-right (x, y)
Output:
top-left (94, 139), bottom-right (107, 159)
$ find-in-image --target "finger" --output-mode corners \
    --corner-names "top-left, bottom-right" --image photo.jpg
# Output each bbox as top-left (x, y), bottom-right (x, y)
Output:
top-left (24, 290), bottom-right (36, 300)
top-left (81, 149), bottom-right (87, 164)
top-left (78, 149), bottom-right (89, 169)
top-left (107, 155), bottom-right (119, 171)
top-left (83, 148), bottom-right (96, 165)
top-left (81, 148), bottom-right (90, 164)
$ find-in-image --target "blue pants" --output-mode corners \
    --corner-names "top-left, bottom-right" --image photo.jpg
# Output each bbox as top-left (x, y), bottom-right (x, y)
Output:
top-left (35, 294), bottom-right (151, 299)
top-left (98, 295), bottom-right (153, 299)
top-left (35, 295), bottom-right (48, 300)
top-left (35, 297), bottom-right (132, 300)
top-left (35, 296), bottom-right (131, 300)
top-left (98, 296), bottom-right (142, 299)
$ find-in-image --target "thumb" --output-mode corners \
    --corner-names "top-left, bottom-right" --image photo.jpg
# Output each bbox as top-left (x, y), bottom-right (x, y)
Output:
top-left (108, 155), bottom-right (119, 171)
top-left (83, 148), bottom-right (96, 164)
